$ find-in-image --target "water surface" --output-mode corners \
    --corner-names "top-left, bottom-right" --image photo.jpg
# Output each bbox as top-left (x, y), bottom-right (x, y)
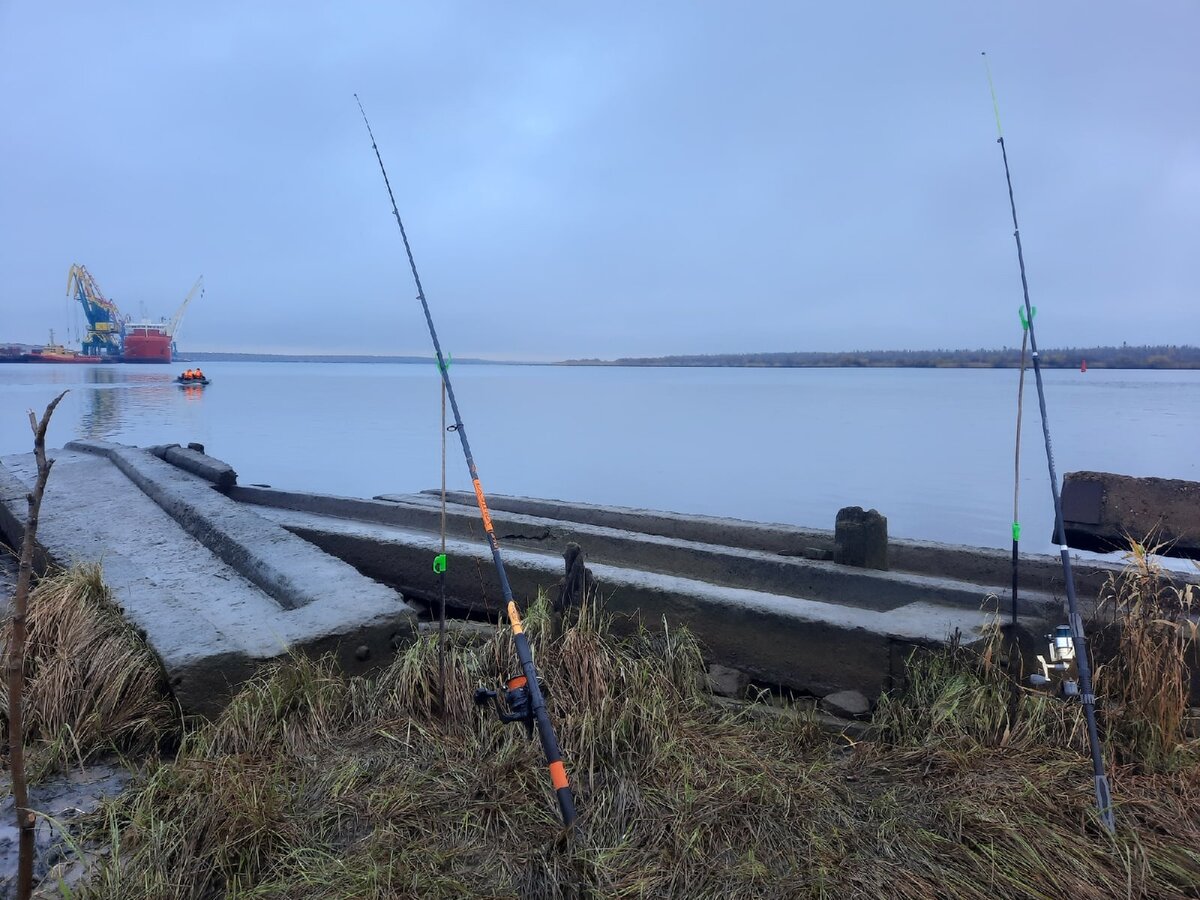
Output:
top-left (1, 362), bottom-right (1196, 558)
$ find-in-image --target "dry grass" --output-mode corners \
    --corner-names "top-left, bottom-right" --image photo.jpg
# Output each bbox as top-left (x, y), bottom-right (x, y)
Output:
top-left (71, 589), bottom-right (1200, 899)
top-left (1094, 538), bottom-right (1200, 770)
top-left (0, 563), bottom-right (177, 778)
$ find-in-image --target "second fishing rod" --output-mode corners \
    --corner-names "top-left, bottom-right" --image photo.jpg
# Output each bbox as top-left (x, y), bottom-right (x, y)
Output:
top-left (355, 94), bottom-right (577, 828)
top-left (984, 53), bottom-right (1114, 833)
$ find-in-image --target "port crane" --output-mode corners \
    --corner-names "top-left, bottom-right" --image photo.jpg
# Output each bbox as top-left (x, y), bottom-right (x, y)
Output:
top-left (64, 265), bottom-right (203, 362)
top-left (167, 276), bottom-right (204, 354)
top-left (65, 264), bottom-right (124, 357)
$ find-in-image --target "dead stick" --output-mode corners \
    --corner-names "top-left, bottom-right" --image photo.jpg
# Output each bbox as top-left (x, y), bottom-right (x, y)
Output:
top-left (6, 391), bottom-right (66, 900)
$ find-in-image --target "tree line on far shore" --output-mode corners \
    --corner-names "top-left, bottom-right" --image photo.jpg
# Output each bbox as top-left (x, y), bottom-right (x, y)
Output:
top-left (563, 345), bottom-right (1200, 369)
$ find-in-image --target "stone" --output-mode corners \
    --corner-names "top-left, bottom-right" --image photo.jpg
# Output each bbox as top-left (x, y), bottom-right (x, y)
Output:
top-left (821, 689), bottom-right (870, 719)
top-left (802, 547), bottom-right (834, 561)
top-left (707, 663), bottom-right (750, 699)
top-left (833, 506), bottom-right (888, 570)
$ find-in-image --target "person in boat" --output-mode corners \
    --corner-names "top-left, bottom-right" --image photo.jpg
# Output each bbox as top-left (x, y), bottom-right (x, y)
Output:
top-left (196, 369), bottom-right (204, 380)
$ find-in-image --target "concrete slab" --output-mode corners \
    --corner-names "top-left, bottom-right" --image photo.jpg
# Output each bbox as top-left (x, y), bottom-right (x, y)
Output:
top-left (253, 504), bottom-right (996, 698)
top-left (0, 446), bottom-right (418, 715)
top-left (396, 490), bottom-right (1131, 600)
top-left (236, 486), bottom-right (1064, 619)
top-left (1062, 471), bottom-right (1200, 559)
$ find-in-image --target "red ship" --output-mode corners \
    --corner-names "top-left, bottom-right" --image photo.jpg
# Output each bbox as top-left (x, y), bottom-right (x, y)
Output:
top-left (122, 322), bottom-right (174, 363)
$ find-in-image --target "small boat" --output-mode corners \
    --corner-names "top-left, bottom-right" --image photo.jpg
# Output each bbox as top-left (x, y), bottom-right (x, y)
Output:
top-left (175, 375), bottom-right (211, 386)
top-left (27, 330), bottom-right (94, 364)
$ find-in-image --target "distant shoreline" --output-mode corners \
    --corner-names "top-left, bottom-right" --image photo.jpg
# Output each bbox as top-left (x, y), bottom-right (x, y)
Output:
top-left (5, 345), bottom-right (1196, 369)
top-left (560, 345), bottom-right (1200, 370)
top-left (194, 344), bottom-right (1199, 369)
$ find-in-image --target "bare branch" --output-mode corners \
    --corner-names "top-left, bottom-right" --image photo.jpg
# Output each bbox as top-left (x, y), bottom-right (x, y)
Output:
top-left (7, 389), bottom-right (66, 899)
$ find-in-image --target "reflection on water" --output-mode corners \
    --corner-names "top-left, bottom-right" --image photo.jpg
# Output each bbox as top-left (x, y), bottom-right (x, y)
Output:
top-left (78, 366), bottom-right (181, 439)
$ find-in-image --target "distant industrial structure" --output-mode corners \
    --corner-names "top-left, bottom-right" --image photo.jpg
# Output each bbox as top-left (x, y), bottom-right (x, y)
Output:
top-left (64, 264), bottom-right (203, 363)
top-left (0, 265), bottom-right (205, 363)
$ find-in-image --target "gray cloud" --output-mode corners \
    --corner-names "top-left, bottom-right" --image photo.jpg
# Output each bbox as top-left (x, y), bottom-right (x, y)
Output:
top-left (2, 2), bottom-right (1196, 359)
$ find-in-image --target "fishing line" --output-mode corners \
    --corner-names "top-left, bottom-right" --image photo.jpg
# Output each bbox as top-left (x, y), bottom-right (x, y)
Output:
top-left (438, 372), bottom-right (448, 714)
top-left (356, 94), bottom-right (577, 827)
top-left (1011, 306), bottom-right (1032, 627)
top-left (982, 52), bottom-right (1115, 832)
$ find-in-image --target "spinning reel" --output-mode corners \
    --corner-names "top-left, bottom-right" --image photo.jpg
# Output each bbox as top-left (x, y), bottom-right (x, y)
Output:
top-left (474, 675), bottom-right (543, 738)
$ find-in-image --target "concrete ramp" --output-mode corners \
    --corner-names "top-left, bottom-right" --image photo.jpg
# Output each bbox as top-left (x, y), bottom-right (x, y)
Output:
top-left (11, 442), bottom-right (1178, 709)
top-left (0, 443), bottom-right (418, 715)
top-left (229, 485), bottom-right (1088, 699)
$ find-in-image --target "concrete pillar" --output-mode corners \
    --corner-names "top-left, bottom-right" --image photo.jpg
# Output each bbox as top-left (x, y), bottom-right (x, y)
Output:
top-left (834, 507), bottom-right (888, 570)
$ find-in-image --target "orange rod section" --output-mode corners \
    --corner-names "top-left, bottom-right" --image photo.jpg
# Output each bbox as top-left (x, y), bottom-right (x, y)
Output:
top-left (472, 478), bottom-right (494, 534)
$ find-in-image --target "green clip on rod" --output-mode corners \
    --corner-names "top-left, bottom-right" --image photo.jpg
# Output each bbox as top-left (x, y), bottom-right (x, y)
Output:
top-left (983, 53), bottom-right (1114, 832)
top-left (356, 95), bottom-right (577, 827)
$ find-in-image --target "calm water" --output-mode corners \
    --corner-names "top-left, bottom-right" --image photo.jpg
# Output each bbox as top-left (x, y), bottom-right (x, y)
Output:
top-left (1, 362), bottom-right (1196, 557)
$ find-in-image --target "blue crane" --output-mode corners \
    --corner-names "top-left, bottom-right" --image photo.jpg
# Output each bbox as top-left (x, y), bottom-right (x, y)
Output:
top-left (65, 264), bottom-right (124, 357)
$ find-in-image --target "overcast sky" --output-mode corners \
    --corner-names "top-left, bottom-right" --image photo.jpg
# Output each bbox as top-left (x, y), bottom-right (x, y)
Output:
top-left (1, 3), bottom-right (1196, 359)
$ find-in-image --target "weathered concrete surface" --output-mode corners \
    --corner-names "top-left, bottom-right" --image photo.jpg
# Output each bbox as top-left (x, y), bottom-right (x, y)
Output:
top-left (402, 490), bottom-right (1131, 601)
top-left (1062, 471), bottom-right (1200, 559)
top-left (0, 446), bottom-right (418, 715)
top-left (68, 440), bottom-right (354, 613)
top-left (12, 441), bottom-right (1189, 710)
top-left (248, 503), bottom-right (997, 698)
top-left (237, 486), bottom-right (1064, 619)
top-left (833, 506), bottom-right (888, 570)
top-left (148, 443), bottom-right (238, 491)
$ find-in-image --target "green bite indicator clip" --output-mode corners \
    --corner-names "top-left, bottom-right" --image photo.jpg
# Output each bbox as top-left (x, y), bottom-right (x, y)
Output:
top-left (433, 553), bottom-right (447, 574)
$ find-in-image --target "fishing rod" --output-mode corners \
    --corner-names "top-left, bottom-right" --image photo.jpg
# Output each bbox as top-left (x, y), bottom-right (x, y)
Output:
top-left (355, 94), bottom-right (577, 827)
top-left (982, 53), bottom-right (1115, 833)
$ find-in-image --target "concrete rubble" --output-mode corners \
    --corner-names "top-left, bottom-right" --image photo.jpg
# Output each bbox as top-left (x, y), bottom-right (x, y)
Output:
top-left (821, 689), bottom-right (871, 719)
top-left (6, 443), bottom-right (1191, 714)
top-left (1062, 470), bottom-right (1200, 559)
